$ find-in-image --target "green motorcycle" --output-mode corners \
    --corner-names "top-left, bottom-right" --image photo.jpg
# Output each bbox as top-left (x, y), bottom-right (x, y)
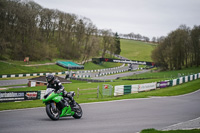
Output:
top-left (42, 88), bottom-right (82, 120)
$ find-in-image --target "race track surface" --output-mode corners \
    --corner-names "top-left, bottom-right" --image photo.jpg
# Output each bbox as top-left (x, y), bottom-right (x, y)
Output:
top-left (0, 90), bottom-right (200, 133)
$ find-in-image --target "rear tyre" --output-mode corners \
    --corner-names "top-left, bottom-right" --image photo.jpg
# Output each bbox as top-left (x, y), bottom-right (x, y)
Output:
top-left (46, 103), bottom-right (60, 120)
top-left (73, 103), bottom-right (82, 119)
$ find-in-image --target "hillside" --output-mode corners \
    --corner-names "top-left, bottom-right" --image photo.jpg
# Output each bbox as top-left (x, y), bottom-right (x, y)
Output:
top-left (120, 39), bottom-right (156, 62)
top-left (0, 39), bottom-right (155, 75)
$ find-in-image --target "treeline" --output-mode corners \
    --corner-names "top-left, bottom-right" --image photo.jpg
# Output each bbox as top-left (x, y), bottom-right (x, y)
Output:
top-left (120, 33), bottom-right (165, 43)
top-left (0, 0), bottom-right (120, 63)
top-left (119, 33), bottom-right (150, 42)
top-left (152, 25), bottom-right (200, 70)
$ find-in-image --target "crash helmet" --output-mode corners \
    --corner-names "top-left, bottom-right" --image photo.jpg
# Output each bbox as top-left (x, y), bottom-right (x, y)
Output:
top-left (46, 74), bottom-right (54, 84)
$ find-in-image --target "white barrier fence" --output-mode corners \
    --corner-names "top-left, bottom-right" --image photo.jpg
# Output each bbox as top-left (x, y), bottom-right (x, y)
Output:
top-left (114, 82), bottom-right (157, 96)
top-left (114, 73), bottom-right (200, 96)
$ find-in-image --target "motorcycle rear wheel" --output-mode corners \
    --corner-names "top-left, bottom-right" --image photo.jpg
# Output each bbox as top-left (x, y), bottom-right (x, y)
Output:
top-left (73, 103), bottom-right (82, 119)
top-left (46, 103), bottom-right (60, 120)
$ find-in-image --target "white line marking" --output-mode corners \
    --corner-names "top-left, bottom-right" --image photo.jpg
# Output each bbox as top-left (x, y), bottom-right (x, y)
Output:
top-left (162, 116), bottom-right (200, 131)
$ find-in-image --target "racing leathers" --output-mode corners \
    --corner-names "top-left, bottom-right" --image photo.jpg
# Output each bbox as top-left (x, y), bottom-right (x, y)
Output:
top-left (47, 79), bottom-right (75, 107)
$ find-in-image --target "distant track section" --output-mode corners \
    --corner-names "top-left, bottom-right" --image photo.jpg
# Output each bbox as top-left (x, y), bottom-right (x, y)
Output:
top-left (92, 58), bottom-right (155, 66)
top-left (56, 61), bottom-right (84, 69)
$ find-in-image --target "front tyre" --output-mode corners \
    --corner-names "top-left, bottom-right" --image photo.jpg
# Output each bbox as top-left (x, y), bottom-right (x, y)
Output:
top-left (46, 103), bottom-right (60, 120)
top-left (73, 103), bottom-right (83, 119)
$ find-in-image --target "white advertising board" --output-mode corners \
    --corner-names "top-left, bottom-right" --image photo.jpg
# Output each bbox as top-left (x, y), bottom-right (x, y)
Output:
top-left (138, 82), bottom-right (157, 92)
top-left (179, 77), bottom-right (183, 84)
top-left (31, 82), bottom-right (36, 87)
top-left (185, 76), bottom-right (188, 82)
top-left (131, 84), bottom-right (139, 93)
top-left (114, 85), bottom-right (124, 96)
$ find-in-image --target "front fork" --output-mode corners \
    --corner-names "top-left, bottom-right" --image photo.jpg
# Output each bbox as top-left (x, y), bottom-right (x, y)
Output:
top-left (50, 102), bottom-right (57, 112)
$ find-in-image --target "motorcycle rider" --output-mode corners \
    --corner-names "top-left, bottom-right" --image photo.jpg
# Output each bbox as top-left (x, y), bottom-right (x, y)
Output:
top-left (46, 74), bottom-right (76, 107)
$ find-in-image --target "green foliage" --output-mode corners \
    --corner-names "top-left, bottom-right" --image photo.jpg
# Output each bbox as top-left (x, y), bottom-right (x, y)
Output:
top-left (0, 0), bottom-right (117, 62)
top-left (152, 25), bottom-right (200, 70)
top-left (120, 39), bottom-right (155, 61)
top-left (114, 32), bottom-right (121, 54)
top-left (101, 29), bottom-right (115, 58)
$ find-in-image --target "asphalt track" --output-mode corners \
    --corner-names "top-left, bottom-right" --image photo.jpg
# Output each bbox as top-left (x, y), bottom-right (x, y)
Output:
top-left (0, 90), bottom-right (200, 133)
top-left (0, 79), bottom-right (28, 87)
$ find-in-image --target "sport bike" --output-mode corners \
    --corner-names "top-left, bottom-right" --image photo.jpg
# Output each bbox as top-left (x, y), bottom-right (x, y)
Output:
top-left (42, 88), bottom-right (82, 120)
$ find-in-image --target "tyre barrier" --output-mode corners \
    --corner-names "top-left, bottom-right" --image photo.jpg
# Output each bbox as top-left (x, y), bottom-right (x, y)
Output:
top-left (0, 71), bottom-right (68, 78)
top-left (76, 64), bottom-right (125, 74)
top-left (75, 68), bottom-right (129, 78)
top-left (0, 64), bottom-right (125, 79)
top-left (114, 73), bottom-right (200, 96)
top-left (94, 68), bottom-right (129, 77)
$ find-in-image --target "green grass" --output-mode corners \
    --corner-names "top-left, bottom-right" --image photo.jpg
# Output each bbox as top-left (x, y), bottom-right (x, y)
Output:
top-left (120, 39), bottom-right (155, 62)
top-left (0, 100), bottom-right (43, 110)
top-left (0, 61), bottom-right (67, 75)
top-left (141, 128), bottom-right (200, 133)
top-left (4, 59), bottom-right (59, 65)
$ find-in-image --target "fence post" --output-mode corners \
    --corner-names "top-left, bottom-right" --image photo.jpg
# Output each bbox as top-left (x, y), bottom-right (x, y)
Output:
top-left (97, 86), bottom-right (99, 99)
top-left (77, 88), bottom-right (79, 99)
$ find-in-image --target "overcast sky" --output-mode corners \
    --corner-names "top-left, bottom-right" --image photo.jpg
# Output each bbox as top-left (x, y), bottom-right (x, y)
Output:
top-left (33, 0), bottom-right (200, 39)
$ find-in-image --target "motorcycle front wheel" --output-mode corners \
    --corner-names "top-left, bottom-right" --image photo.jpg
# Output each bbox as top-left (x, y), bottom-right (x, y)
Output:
top-left (46, 103), bottom-right (60, 120)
